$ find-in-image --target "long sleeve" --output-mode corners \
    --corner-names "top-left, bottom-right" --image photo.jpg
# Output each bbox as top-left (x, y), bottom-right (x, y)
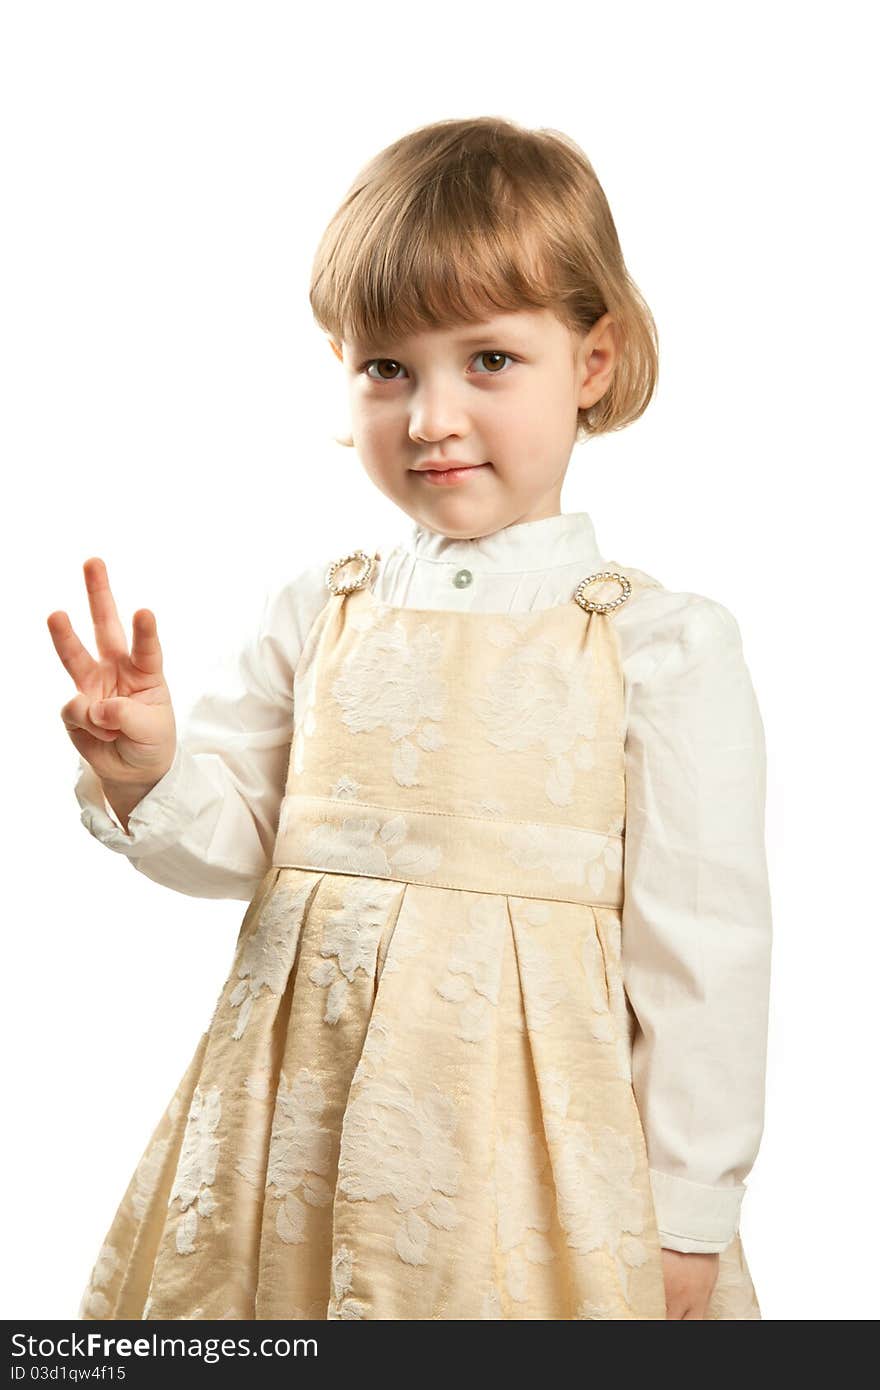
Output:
top-left (621, 595), bottom-right (773, 1253)
top-left (74, 562), bottom-right (331, 900)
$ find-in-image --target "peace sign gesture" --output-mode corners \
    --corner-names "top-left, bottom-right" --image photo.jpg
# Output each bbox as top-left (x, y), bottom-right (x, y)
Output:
top-left (48, 558), bottom-right (177, 802)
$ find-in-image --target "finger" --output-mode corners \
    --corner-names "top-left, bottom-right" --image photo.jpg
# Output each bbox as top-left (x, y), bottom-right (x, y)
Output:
top-left (129, 609), bottom-right (164, 677)
top-left (61, 691), bottom-right (119, 744)
top-left (47, 610), bottom-right (98, 690)
top-left (83, 556), bottom-right (129, 660)
top-left (88, 693), bottom-right (162, 745)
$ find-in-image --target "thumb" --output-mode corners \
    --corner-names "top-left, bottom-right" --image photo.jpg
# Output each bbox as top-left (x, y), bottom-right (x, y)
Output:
top-left (89, 695), bottom-right (159, 743)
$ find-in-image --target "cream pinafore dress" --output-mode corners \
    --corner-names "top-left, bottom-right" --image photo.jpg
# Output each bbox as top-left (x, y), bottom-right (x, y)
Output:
top-left (79, 550), bottom-right (761, 1321)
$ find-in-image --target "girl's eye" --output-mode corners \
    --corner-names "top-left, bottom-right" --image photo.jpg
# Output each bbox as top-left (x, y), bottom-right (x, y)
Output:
top-left (362, 351), bottom-right (515, 382)
top-left (364, 359), bottom-right (405, 381)
top-left (472, 350), bottom-right (513, 374)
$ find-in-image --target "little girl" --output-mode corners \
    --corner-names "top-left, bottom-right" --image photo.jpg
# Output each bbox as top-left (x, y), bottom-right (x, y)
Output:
top-left (52, 116), bottom-right (772, 1321)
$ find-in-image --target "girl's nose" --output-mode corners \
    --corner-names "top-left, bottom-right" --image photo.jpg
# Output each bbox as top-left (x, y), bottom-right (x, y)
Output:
top-left (408, 387), bottom-right (470, 444)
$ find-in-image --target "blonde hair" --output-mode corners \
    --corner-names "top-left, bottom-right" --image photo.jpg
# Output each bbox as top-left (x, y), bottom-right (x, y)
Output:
top-left (310, 116), bottom-right (658, 442)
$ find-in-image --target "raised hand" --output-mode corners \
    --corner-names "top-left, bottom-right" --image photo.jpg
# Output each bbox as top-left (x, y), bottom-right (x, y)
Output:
top-left (48, 557), bottom-right (177, 799)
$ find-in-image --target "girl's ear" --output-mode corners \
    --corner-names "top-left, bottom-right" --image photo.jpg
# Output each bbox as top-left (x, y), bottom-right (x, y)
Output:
top-left (328, 337), bottom-right (343, 363)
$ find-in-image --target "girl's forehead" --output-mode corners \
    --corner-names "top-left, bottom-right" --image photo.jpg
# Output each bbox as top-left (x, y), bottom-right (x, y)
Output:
top-left (344, 308), bottom-right (556, 351)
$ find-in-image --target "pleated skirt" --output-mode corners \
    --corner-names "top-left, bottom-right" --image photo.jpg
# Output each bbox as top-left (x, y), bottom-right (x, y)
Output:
top-left (78, 867), bottom-right (760, 1320)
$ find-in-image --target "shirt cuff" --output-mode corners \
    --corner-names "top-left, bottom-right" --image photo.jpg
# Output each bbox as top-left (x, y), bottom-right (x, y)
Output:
top-left (74, 744), bottom-right (189, 855)
top-left (649, 1168), bottom-right (745, 1254)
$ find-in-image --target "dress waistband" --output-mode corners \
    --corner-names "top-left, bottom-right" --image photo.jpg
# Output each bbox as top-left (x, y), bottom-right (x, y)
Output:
top-left (271, 793), bottom-right (624, 909)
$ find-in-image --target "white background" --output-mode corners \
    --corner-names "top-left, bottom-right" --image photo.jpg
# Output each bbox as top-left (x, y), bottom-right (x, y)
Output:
top-left (2, 0), bottom-right (876, 1321)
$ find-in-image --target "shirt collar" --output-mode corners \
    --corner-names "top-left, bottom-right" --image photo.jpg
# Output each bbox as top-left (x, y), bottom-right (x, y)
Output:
top-left (396, 510), bottom-right (605, 573)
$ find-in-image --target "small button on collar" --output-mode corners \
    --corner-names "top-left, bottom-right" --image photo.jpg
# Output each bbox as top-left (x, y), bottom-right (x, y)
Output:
top-left (453, 568), bottom-right (473, 589)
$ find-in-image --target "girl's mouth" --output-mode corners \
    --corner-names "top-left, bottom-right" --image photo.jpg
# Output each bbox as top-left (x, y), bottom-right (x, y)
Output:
top-left (417, 463), bottom-right (492, 486)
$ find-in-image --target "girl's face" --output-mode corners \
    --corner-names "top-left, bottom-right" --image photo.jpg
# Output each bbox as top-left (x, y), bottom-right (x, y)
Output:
top-left (339, 307), bottom-right (618, 540)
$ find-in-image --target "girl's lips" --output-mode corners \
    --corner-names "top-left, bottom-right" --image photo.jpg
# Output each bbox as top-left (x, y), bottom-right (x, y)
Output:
top-left (417, 463), bottom-right (492, 486)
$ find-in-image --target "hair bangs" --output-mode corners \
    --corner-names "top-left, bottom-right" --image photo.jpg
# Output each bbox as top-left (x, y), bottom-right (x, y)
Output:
top-left (315, 181), bottom-right (561, 350)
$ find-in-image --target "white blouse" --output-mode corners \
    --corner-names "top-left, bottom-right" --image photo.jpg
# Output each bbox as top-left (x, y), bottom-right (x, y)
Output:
top-left (74, 510), bottom-right (773, 1256)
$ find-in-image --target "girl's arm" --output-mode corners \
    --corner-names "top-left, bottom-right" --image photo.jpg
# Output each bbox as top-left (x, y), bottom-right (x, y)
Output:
top-left (73, 561), bottom-right (332, 900)
top-left (621, 593), bottom-right (773, 1254)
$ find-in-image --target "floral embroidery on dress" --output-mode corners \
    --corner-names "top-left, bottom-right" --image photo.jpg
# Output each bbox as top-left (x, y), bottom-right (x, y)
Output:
top-left (243, 1067), bottom-right (273, 1101)
top-left (338, 1072), bottom-right (464, 1267)
top-left (265, 1068), bottom-right (334, 1245)
top-left (306, 811), bottom-right (442, 878)
top-left (130, 1094), bottom-right (183, 1221)
top-left (472, 634), bottom-right (600, 807)
top-left (330, 617), bottom-right (447, 787)
top-left (496, 1119), bottom-right (557, 1303)
top-left (511, 919), bottom-right (569, 1031)
top-left (170, 1305), bottom-right (241, 1320)
top-left (575, 1288), bottom-right (626, 1319)
top-left (307, 878), bottom-right (397, 1025)
top-left (516, 898), bottom-right (552, 928)
top-left (540, 1067), bottom-right (573, 1117)
top-left (330, 773), bottom-right (362, 799)
top-left (170, 1085), bottom-right (222, 1256)
top-left (502, 821), bottom-right (619, 895)
top-left (328, 1244), bottom-right (369, 1319)
top-left (78, 1242), bottom-right (122, 1319)
top-left (435, 895), bottom-right (506, 1042)
top-left (544, 1109), bottom-right (651, 1307)
top-left (228, 878), bottom-right (315, 1040)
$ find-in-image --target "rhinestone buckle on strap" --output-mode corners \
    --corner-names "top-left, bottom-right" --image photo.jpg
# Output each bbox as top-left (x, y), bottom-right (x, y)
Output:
top-left (325, 549), bottom-right (376, 595)
top-left (573, 571), bottom-right (632, 614)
